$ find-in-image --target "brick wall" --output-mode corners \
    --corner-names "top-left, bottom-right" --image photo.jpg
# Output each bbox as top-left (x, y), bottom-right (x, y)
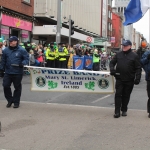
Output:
top-left (0, 0), bottom-right (34, 16)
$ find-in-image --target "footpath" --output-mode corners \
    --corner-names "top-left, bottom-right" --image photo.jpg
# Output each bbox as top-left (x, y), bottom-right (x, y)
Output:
top-left (0, 100), bottom-right (150, 150)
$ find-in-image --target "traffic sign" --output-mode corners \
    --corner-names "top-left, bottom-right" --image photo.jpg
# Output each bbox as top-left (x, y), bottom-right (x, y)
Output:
top-left (86, 36), bottom-right (92, 43)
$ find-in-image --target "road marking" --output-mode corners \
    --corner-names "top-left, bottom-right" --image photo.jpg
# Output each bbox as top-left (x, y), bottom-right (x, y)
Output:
top-left (91, 95), bottom-right (111, 104)
top-left (0, 100), bottom-right (147, 112)
top-left (46, 93), bottom-right (67, 103)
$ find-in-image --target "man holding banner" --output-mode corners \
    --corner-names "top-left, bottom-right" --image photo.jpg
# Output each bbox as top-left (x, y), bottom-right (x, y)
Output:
top-left (0, 36), bottom-right (29, 108)
top-left (110, 40), bottom-right (142, 118)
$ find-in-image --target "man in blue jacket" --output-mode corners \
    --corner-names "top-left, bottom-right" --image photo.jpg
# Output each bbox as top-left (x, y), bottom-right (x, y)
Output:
top-left (141, 48), bottom-right (150, 118)
top-left (0, 36), bottom-right (29, 108)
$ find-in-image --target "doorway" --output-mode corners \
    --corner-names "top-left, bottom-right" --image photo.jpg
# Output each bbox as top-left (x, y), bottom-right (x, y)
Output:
top-left (11, 29), bottom-right (20, 38)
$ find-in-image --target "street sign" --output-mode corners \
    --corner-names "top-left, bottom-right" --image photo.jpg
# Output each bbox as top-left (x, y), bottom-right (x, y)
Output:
top-left (86, 36), bottom-right (92, 43)
top-left (111, 37), bottom-right (115, 43)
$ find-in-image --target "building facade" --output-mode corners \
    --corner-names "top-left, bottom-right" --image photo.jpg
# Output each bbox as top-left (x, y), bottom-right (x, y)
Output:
top-left (0, 0), bottom-right (34, 42)
top-left (114, 0), bottom-right (133, 41)
top-left (33, 0), bottom-right (113, 47)
top-left (112, 11), bottom-right (123, 50)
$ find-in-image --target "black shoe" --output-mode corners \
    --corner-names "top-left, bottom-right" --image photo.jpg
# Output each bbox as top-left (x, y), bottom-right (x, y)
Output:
top-left (6, 102), bottom-right (13, 108)
top-left (13, 104), bottom-right (19, 108)
top-left (122, 111), bottom-right (127, 116)
top-left (114, 113), bottom-right (120, 118)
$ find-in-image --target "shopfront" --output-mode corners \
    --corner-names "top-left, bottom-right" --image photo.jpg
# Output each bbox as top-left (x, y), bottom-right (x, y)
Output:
top-left (0, 14), bottom-right (32, 42)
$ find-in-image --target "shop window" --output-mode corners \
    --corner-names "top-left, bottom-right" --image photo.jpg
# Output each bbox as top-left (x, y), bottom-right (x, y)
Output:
top-left (1, 25), bottom-right (9, 40)
top-left (21, 30), bottom-right (30, 43)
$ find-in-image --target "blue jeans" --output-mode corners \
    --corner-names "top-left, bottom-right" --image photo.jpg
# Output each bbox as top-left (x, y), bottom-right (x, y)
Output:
top-left (34, 60), bottom-right (40, 66)
top-left (3, 74), bottom-right (23, 105)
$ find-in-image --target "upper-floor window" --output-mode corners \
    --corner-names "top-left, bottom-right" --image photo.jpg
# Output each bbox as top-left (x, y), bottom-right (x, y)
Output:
top-left (23, 0), bottom-right (30, 3)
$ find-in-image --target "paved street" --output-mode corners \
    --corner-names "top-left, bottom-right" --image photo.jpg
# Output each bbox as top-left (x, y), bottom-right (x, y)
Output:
top-left (1, 101), bottom-right (150, 150)
top-left (0, 73), bottom-right (150, 150)
top-left (0, 73), bottom-right (147, 110)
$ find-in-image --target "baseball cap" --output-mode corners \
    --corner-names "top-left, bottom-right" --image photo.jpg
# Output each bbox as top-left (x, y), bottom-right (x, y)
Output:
top-left (121, 40), bottom-right (132, 46)
top-left (9, 36), bottom-right (18, 42)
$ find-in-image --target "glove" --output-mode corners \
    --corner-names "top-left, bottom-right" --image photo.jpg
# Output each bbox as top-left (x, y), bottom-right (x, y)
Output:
top-left (134, 79), bottom-right (140, 85)
top-left (19, 64), bottom-right (24, 68)
top-left (147, 54), bottom-right (150, 60)
top-left (110, 70), bottom-right (116, 76)
top-left (0, 70), bottom-right (4, 78)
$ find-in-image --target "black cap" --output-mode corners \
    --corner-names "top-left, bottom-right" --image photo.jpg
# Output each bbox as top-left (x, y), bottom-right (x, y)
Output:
top-left (121, 40), bottom-right (132, 46)
top-left (8, 36), bottom-right (18, 42)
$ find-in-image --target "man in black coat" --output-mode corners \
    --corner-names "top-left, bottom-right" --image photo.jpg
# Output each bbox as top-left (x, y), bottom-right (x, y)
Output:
top-left (109, 40), bottom-right (142, 118)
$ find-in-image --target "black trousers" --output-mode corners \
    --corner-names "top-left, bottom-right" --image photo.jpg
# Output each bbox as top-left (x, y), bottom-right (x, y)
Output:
top-left (147, 81), bottom-right (150, 113)
top-left (115, 79), bottom-right (134, 113)
top-left (93, 62), bottom-right (99, 71)
top-left (3, 74), bottom-right (23, 105)
top-left (47, 60), bottom-right (55, 68)
top-left (59, 61), bottom-right (66, 69)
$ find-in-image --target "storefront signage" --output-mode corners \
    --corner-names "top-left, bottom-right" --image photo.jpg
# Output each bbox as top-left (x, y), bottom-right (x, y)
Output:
top-left (1, 28), bottom-right (9, 35)
top-left (22, 33), bottom-right (29, 38)
top-left (2, 14), bottom-right (32, 31)
top-left (27, 66), bottom-right (115, 93)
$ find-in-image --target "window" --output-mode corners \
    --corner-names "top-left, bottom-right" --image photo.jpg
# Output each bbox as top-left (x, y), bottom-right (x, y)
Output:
top-left (1, 25), bottom-right (9, 40)
top-left (23, 0), bottom-right (30, 3)
top-left (21, 30), bottom-right (30, 42)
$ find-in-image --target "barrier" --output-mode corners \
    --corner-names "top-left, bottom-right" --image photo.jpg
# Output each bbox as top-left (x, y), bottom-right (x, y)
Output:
top-left (84, 55), bottom-right (93, 70)
top-left (73, 56), bottom-right (84, 70)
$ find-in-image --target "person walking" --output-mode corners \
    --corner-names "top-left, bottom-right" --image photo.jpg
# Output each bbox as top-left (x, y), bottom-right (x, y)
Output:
top-left (141, 47), bottom-right (150, 118)
top-left (109, 40), bottom-right (142, 118)
top-left (0, 36), bottom-right (29, 108)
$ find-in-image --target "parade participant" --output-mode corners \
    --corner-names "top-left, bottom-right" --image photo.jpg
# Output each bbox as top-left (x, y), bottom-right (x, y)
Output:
top-left (0, 36), bottom-right (29, 108)
top-left (141, 45), bottom-right (150, 118)
top-left (110, 40), bottom-right (142, 118)
top-left (0, 38), bottom-right (4, 77)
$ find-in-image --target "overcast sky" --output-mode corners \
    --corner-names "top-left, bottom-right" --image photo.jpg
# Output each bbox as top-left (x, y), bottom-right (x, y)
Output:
top-left (112, 0), bottom-right (150, 43)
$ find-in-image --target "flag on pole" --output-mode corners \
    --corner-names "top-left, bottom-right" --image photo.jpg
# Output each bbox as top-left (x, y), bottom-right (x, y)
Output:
top-left (123, 0), bottom-right (150, 26)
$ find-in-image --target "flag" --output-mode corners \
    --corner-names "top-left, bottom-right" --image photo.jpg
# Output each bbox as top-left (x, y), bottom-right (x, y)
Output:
top-left (123, 0), bottom-right (150, 26)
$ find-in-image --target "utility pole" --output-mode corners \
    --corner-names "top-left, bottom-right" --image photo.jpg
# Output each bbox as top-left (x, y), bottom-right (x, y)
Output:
top-left (69, 15), bottom-right (74, 46)
top-left (69, 15), bottom-right (71, 45)
top-left (56, 0), bottom-right (62, 44)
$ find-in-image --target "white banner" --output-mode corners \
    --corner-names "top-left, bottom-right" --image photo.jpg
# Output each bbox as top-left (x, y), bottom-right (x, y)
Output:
top-left (27, 66), bottom-right (115, 93)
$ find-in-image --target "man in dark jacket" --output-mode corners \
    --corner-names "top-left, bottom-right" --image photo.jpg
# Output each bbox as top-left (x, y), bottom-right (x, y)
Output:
top-left (0, 36), bottom-right (29, 108)
top-left (141, 49), bottom-right (150, 118)
top-left (110, 40), bottom-right (142, 118)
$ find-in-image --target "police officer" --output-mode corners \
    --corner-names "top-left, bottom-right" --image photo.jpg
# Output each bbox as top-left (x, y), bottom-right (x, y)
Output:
top-left (109, 40), bottom-right (142, 118)
top-left (46, 42), bottom-right (56, 68)
top-left (57, 43), bottom-right (68, 68)
top-left (141, 47), bottom-right (150, 118)
top-left (0, 36), bottom-right (29, 108)
top-left (93, 49), bottom-right (100, 71)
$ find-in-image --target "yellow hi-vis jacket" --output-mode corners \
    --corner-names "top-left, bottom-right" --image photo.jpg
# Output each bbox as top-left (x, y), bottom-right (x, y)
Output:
top-left (46, 48), bottom-right (56, 60)
top-left (56, 47), bottom-right (68, 61)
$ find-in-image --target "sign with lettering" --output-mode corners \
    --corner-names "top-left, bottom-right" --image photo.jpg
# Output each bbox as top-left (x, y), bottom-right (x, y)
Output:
top-left (27, 66), bottom-right (114, 93)
top-left (2, 14), bottom-right (32, 31)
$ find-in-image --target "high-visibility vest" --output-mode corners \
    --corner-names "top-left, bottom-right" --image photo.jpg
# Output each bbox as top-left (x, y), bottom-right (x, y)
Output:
top-left (46, 48), bottom-right (56, 60)
top-left (93, 52), bottom-right (100, 63)
top-left (58, 47), bottom-right (68, 61)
